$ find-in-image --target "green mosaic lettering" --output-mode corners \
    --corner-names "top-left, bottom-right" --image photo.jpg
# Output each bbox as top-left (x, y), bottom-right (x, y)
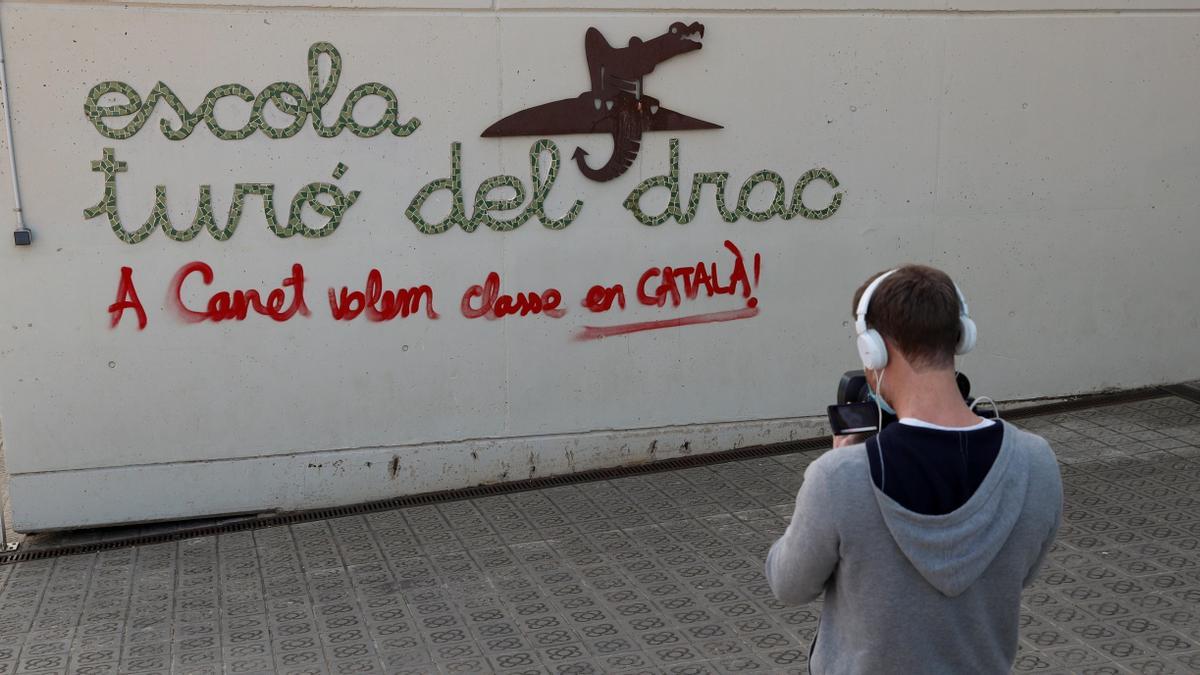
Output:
top-left (737, 170), bottom-right (787, 222)
top-left (625, 139), bottom-right (842, 225)
top-left (84, 42), bottom-right (420, 141)
top-left (529, 139), bottom-right (583, 231)
top-left (83, 148), bottom-right (359, 244)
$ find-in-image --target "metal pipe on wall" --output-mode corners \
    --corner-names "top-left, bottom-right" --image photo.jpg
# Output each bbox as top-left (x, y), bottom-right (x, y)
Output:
top-left (0, 15), bottom-right (30, 246)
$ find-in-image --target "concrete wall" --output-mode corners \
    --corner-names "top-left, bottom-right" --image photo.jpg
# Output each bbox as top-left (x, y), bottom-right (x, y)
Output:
top-left (0, 0), bottom-right (1197, 530)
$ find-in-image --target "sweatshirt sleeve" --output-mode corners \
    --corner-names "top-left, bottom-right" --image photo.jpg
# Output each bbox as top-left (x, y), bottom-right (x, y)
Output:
top-left (1022, 524), bottom-right (1057, 588)
top-left (1023, 452), bottom-right (1064, 588)
top-left (765, 456), bottom-right (841, 604)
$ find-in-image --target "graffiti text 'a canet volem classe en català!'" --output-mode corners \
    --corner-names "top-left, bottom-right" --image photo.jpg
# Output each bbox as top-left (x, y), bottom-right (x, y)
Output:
top-left (82, 38), bottom-right (842, 244)
top-left (106, 239), bottom-right (761, 335)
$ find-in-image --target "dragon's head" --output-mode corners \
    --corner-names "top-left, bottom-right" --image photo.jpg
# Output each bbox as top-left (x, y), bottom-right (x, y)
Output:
top-left (663, 21), bottom-right (705, 55)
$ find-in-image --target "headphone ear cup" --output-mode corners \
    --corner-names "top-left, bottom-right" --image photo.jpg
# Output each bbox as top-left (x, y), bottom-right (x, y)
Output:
top-left (957, 317), bottom-right (977, 355)
top-left (857, 329), bottom-right (889, 370)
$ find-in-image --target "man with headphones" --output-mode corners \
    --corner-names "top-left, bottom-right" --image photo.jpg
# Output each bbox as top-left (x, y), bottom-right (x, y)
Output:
top-left (765, 265), bottom-right (1062, 674)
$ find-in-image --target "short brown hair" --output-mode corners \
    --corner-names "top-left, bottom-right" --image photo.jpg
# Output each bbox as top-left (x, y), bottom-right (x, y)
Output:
top-left (852, 265), bottom-right (962, 370)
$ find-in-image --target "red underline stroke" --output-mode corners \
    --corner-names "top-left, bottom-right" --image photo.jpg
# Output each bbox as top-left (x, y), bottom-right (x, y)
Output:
top-left (574, 306), bottom-right (760, 341)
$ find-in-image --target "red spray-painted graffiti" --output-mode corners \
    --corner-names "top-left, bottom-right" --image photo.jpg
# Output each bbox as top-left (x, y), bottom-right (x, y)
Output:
top-left (461, 272), bottom-right (566, 319)
top-left (329, 269), bottom-right (439, 321)
top-left (574, 239), bottom-right (761, 340)
top-left (637, 240), bottom-right (759, 309)
top-left (582, 284), bottom-right (627, 312)
top-left (109, 266), bottom-right (148, 330)
top-left (170, 261), bottom-right (311, 324)
top-left (106, 240), bottom-right (761, 335)
top-left (575, 307), bottom-right (759, 340)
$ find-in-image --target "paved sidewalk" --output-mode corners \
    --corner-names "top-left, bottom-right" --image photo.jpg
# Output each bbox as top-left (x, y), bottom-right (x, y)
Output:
top-left (0, 395), bottom-right (1199, 674)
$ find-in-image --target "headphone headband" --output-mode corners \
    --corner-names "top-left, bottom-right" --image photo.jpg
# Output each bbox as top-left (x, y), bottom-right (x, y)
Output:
top-left (954, 283), bottom-right (969, 318)
top-left (855, 268), bottom-right (971, 334)
top-left (854, 267), bottom-right (976, 367)
top-left (854, 269), bottom-right (899, 335)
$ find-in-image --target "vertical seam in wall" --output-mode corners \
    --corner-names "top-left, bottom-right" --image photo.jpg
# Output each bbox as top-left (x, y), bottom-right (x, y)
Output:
top-left (932, 14), bottom-right (949, 221)
top-left (496, 11), bottom-right (511, 440)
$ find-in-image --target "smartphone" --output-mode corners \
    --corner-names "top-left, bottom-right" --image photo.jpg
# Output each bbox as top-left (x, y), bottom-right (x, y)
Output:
top-left (827, 402), bottom-right (881, 435)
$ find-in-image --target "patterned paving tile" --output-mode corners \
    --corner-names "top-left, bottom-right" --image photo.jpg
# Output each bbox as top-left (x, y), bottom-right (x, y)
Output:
top-left (1, 395), bottom-right (1199, 672)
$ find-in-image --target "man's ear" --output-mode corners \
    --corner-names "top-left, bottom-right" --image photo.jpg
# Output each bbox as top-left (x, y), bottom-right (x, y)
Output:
top-left (880, 336), bottom-right (908, 370)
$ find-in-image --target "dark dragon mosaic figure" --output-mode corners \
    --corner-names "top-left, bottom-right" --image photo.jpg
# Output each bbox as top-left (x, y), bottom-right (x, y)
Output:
top-left (482, 22), bottom-right (722, 182)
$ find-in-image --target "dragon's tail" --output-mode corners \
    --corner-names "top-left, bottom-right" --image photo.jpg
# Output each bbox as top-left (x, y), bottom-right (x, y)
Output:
top-left (572, 104), bottom-right (644, 182)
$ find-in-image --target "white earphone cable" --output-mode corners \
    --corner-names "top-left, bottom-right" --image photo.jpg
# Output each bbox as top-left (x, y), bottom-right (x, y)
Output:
top-left (970, 395), bottom-right (1002, 421)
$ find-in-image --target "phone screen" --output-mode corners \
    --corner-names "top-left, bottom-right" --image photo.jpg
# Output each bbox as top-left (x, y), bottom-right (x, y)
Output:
top-left (827, 402), bottom-right (880, 435)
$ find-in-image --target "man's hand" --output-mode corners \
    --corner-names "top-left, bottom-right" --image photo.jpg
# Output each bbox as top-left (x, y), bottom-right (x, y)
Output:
top-left (832, 433), bottom-right (869, 448)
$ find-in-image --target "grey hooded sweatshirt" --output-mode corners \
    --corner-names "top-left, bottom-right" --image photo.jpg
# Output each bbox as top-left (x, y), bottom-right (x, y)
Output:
top-left (766, 421), bottom-right (1062, 675)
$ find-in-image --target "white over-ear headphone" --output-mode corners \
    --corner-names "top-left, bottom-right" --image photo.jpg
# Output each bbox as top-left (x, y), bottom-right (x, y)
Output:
top-left (854, 268), bottom-right (977, 370)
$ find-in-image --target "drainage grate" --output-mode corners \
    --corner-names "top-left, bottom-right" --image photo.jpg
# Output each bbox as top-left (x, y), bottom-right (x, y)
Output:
top-left (0, 385), bottom-right (1173, 565)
